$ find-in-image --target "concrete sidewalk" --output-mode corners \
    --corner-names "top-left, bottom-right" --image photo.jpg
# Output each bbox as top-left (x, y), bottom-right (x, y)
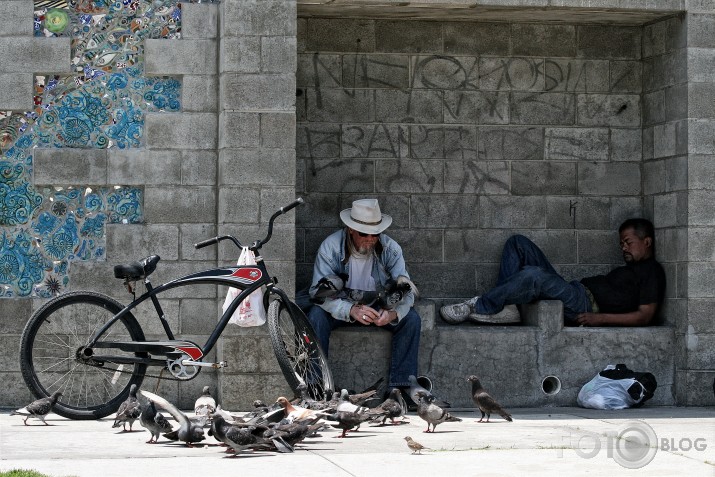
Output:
top-left (1, 407), bottom-right (713, 477)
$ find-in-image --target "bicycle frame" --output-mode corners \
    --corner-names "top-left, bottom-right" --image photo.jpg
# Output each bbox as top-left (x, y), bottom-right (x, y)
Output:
top-left (79, 198), bottom-right (306, 373)
top-left (84, 252), bottom-right (292, 368)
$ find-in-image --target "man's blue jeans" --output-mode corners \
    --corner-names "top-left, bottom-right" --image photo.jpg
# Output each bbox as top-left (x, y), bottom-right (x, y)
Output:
top-left (474, 234), bottom-right (592, 321)
top-left (307, 305), bottom-right (421, 388)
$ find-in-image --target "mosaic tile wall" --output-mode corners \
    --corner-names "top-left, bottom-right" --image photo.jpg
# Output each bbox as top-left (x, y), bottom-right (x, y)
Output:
top-left (0, 0), bottom-right (210, 298)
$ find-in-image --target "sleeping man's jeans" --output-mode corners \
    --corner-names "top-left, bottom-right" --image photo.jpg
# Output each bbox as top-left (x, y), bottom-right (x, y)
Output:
top-left (474, 234), bottom-right (592, 322)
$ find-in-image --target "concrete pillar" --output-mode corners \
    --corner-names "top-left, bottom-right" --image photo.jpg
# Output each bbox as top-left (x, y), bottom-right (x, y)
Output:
top-left (683, 6), bottom-right (715, 406)
top-left (218, 0), bottom-right (298, 409)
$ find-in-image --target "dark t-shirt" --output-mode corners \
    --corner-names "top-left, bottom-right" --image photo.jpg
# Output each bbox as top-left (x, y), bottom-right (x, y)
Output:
top-left (580, 258), bottom-right (666, 314)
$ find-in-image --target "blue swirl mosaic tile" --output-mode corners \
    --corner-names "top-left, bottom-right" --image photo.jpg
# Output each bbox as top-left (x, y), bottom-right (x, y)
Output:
top-left (0, 0), bottom-right (197, 298)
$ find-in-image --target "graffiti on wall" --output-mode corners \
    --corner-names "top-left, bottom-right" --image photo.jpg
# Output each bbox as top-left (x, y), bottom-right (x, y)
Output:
top-left (0, 0), bottom-right (201, 298)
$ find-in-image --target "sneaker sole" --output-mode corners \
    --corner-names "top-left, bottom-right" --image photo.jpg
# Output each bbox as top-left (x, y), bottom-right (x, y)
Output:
top-left (468, 315), bottom-right (521, 324)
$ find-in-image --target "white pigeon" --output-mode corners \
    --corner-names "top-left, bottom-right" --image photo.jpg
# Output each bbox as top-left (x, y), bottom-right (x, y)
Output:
top-left (194, 385), bottom-right (216, 416)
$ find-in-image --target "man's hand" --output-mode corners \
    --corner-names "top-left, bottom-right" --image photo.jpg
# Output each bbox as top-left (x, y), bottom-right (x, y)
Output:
top-left (576, 312), bottom-right (602, 326)
top-left (576, 303), bottom-right (657, 326)
top-left (374, 309), bottom-right (398, 327)
top-left (350, 304), bottom-right (380, 325)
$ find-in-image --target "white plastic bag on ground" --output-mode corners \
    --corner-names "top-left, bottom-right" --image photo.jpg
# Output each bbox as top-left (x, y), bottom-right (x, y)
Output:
top-left (222, 247), bottom-right (266, 327)
top-left (577, 364), bottom-right (656, 410)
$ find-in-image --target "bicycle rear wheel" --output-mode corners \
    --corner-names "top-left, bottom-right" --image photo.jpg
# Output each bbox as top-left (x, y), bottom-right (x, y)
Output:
top-left (19, 291), bottom-right (147, 420)
top-left (267, 299), bottom-right (334, 400)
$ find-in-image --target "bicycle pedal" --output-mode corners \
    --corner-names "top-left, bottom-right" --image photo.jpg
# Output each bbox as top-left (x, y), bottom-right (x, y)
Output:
top-left (180, 360), bottom-right (228, 369)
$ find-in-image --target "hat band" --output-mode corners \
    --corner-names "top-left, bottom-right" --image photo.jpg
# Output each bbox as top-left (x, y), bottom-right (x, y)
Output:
top-left (351, 216), bottom-right (382, 226)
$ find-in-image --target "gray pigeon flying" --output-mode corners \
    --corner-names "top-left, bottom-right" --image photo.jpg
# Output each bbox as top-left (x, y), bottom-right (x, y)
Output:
top-left (408, 375), bottom-right (450, 408)
top-left (467, 375), bottom-right (512, 423)
top-left (11, 392), bottom-right (62, 426)
top-left (415, 391), bottom-right (461, 433)
top-left (194, 385), bottom-right (216, 416)
top-left (139, 400), bottom-right (173, 443)
top-left (140, 390), bottom-right (204, 446)
top-left (112, 384), bottom-right (141, 431)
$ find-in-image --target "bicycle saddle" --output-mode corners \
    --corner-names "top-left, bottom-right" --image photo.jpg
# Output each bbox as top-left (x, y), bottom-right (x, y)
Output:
top-left (114, 255), bottom-right (161, 280)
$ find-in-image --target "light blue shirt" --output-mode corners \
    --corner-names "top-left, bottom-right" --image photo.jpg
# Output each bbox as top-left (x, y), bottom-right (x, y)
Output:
top-left (310, 229), bottom-right (415, 322)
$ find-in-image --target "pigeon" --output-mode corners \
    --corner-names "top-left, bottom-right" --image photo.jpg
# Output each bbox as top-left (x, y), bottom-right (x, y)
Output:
top-left (376, 276), bottom-right (418, 310)
top-left (347, 388), bottom-right (378, 407)
top-left (208, 414), bottom-right (236, 451)
top-left (213, 404), bottom-right (240, 424)
top-left (408, 375), bottom-right (450, 408)
top-left (223, 424), bottom-right (292, 456)
top-left (139, 400), bottom-right (173, 444)
top-left (467, 375), bottom-right (512, 423)
top-left (11, 392), bottom-right (62, 426)
top-left (139, 390), bottom-right (205, 446)
top-left (336, 389), bottom-right (368, 413)
top-left (326, 410), bottom-right (374, 438)
top-left (262, 418), bottom-right (325, 447)
top-left (276, 396), bottom-right (329, 423)
top-left (415, 391), bottom-right (461, 433)
top-left (112, 384), bottom-right (142, 432)
top-left (242, 399), bottom-right (281, 422)
top-left (346, 378), bottom-right (384, 407)
top-left (209, 414), bottom-right (274, 453)
top-left (194, 386), bottom-right (216, 417)
top-left (294, 383), bottom-right (335, 411)
top-left (370, 388), bottom-right (407, 425)
top-left (404, 436), bottom-right (430, 454)
top-left (310, 273), bottom-right (349, 303)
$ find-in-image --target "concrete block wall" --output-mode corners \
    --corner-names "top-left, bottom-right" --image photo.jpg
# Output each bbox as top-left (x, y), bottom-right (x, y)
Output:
top-left (295, 19), bottom-right (646, 307)
top-left (0, 1), bottom-right (223, 410)
top-left (216, 0), bottom-right (298, 411)
top-left (0, 0), bottom-right (70, 406)
top-left (683, 6), bottom-right (715, 406)
top-left (91, 3), bottom-right (221, 409)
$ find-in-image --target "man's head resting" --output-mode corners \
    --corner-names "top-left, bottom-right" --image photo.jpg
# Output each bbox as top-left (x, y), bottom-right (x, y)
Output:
top-left (618, 218), bottom-right (655, 263)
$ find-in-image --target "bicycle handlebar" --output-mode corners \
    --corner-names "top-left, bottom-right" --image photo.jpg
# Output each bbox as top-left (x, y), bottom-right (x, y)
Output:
top-left (254, 197), bottom-right (304, 249)
top-left (193, 198), bottom-right (304, 251)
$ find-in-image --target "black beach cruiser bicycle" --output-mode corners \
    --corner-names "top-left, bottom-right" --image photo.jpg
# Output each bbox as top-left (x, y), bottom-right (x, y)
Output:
top-left (19, 198), bottom-right (334, 419)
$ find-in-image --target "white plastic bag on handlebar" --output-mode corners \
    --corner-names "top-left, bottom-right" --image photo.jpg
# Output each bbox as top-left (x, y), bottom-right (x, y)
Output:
top-left (223, 247), bottom-right (266, 327)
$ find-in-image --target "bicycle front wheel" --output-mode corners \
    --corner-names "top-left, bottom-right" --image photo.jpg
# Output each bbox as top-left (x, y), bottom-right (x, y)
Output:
top-left (19, 291), bottom-right (147, 420)
top-left (268, 299), bottom-right (334, 400)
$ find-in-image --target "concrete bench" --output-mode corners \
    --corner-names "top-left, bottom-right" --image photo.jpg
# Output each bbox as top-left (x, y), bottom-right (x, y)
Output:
top-left (329, 300), bottom-right (675, 408)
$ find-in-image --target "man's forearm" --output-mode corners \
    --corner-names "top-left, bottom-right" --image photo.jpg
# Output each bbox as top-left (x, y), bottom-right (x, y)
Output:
top-left (576, 303), bottom-right (657, 326)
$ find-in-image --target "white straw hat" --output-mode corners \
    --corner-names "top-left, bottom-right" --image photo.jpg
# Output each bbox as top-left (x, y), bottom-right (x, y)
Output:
top-left (340, 199), bottom-right (392, 234)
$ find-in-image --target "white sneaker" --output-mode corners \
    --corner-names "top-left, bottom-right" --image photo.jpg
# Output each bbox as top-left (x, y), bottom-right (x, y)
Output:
top-left (468, 304), bottom-right (520, 324)
top-left (440, 296), bottom-right (479, 324)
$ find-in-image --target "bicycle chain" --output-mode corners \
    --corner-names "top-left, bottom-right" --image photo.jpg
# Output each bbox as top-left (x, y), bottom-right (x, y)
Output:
top-left (83, 359), bottom-right (197, 382)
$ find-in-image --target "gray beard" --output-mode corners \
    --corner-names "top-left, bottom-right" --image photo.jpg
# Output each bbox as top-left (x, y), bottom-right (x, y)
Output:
top-left (354, 245), bottom-right (374, 256)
